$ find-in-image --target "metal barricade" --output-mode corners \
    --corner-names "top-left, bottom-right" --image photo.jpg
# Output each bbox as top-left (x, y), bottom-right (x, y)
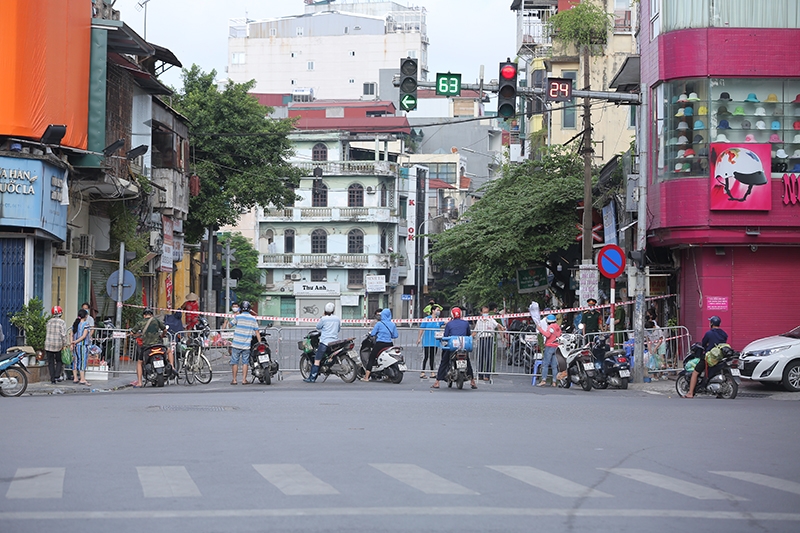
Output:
top-left (88, 327), bottom-right (137, 374)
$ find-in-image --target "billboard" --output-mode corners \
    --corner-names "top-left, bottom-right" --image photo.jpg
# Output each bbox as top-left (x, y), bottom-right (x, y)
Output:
top-left (710, 143), bottom-right (771, 211)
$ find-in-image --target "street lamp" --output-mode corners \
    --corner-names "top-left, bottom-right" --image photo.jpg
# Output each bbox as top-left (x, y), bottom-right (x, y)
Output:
top-left (415, 213), bottom-right (447, 318)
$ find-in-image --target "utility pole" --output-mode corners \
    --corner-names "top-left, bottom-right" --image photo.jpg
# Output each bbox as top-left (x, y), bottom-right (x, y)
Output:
top-left (633, 84), bottom-right (649, 383)
top-left (581, 45), bottom-right (593, 262)
top-left (205, 227), bottom-right (214, 322)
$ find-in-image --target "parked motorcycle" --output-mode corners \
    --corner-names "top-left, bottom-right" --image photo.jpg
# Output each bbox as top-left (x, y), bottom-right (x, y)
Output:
top-left (440, 335), bottom-right (474, 390)
top-left (506, 324), bottom-right (537, 374)
top-left (0, 350), bottom-right (29, 397)
top-left (358, 334), bottom-right (406, 384)
top-left (556, 325), bottom-right (594, 391)
top-left (250, 328), bottom-right (278, 385)
top-left (590, 333), bottom-right (631, 389)
top-left (142, 343), bottom-right (175, 388)
top-left (299, 331), bottom-right (358, 383)
top-left (675, 343), bottom-right (740, 399)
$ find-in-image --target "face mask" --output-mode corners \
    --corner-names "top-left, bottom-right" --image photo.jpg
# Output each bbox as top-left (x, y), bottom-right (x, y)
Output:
top-left (482, 313), bottom-right (489, 317)
top-left (232, 308), bottom-right (239, 313)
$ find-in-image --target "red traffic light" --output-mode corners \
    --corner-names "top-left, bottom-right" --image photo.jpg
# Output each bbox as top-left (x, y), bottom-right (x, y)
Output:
top-left (500, 64), bottom-right (517, 80)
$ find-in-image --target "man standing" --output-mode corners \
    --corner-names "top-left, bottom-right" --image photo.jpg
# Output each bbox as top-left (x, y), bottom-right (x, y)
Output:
top-left (536, 314), bottom-right (562, 387)
top-left (44, 306), bottom-right (69, 383)
top-left (304, 302), bottom-right (341, 383)
top-left (581, 298), bottom-right (602, 335)
top-left (229, 301), bottom-right (260, 385)
top-left (474, 305), bottom-right (502, 381)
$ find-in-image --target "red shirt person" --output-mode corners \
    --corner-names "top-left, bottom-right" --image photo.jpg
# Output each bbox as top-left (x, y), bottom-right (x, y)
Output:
top-left (182, 293), bottom-right (200, 330)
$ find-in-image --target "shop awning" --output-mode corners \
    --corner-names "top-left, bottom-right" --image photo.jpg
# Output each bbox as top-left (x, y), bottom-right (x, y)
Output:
top-left (610, 56), bottom-right (640, 93)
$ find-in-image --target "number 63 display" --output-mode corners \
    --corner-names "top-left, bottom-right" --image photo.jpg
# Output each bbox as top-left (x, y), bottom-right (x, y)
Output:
top-left (436, 73), bottom-right (462, 97)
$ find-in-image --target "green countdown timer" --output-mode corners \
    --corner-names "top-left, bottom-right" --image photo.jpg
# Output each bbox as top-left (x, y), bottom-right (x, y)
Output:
top-left (436, 73), bottom-right (462, 96)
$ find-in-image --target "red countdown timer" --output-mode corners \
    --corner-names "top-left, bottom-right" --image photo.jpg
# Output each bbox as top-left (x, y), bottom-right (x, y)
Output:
top-left (546, 77), bottom-right (573, 102)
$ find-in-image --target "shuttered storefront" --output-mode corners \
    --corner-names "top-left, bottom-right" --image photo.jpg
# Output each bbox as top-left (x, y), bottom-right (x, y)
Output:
top-left (0, 238), bottom-right (25, 351)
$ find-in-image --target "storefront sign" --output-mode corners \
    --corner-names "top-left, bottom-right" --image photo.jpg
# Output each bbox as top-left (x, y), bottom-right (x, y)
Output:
top-left (293, 282), bottom-right (341, 296)
top-left (159, 243), bottom-right (173, 272)
top-left (602, 202), bottom-right (618, 245)
top-left (579, 264), bottom-right (599, 305)
top-left (517, 266), bottom-right (548, 293)
top-left (366, 275), bottom-right (386, 293)
top-left (340, 294), bottom-right (360, 306)
top-left (0, 157), bottom-right (67, 240)
top-left (710, 143), bottom-right (771, 211)
top-left (172, 235), bottom-right (184, 262)
top-left (706, 296), bottom-right (729, 311)
top-left (782, 173), bottom-right (799, 205)
top-left (164, 273), bottom-right (173, 304)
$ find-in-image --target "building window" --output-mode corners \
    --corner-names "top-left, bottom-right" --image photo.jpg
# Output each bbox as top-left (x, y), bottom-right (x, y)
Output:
top-left (344, 26), bottom-right (349, 34)
top-left (310, 269), bottom-right (326, 282)
top-left (349, 50), bottom-right (356, 56)
top-left (614, 0), bottom-right (632, 33)
top-left (348, 229), bottom-right (364, 254)
top-left (312, 143), bottom-right (328, 162)
top-left (650, 0), bottom-right (661, 39)
top-left (291, 79), bottom-right (296, 85)
top-left (407, 50), bottom-right (417, 58)
top-left (284, 229), bottom-right (295, 253)
top-left (348, 183), bottom-right (364, 207)
top-left (311, 229), bottom-right (327, 254)
top-left (270, 27), bottom-right (277, 37)
top-left (561, 71), bottom-right (577, 129)
top-left (349, 79), bottom-right (355, 84)
top-left (363, 82), bottom-right (376, 96)
top-left (629, 105), bottom-right (637, 129)
top-left (231, 52), bottom-right (245, 65)
top-left (307, 61), bottom-right (314, 71)
top-left (348, 269), bottom-right (364, 287)
top-left (312, 182), bottom-right (328, 207)
top-left (379, 184), bottom-right (388, 207)
top-left (296, 27), bottom-right (304, 36)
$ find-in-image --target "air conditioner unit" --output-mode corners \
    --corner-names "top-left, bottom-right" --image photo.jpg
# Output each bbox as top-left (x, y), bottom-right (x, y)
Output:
top-left (290, 273), bottom-right (301, 281)
top-left (157, 191), bottom-right (167, 204)
top-left (366, 186), bottom-right (375, 194)
top-left (149, 231), bottom-right (163, 250)
top-left (71, 234), bottom-right (95, 257)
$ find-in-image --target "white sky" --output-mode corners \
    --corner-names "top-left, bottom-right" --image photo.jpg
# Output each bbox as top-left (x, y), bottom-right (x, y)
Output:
top-left (111, 0), bottom-right (517, 90)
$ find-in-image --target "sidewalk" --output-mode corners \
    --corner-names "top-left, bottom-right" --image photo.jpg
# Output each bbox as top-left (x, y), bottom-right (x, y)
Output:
top-left (24, 373), bottom-right (134, 396)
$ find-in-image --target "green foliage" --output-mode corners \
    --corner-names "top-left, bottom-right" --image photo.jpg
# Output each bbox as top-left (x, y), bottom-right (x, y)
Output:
top-left (172, 65), bottom-right (303, 242)
top-left (107, 201), bottom-right (149, 279)
top-left (547, 1), bottom-right (613, 48)
top-left (429, 147), bottom-right (584, 307)
top-left (216, 232), bottom-right (262, 304)
top-left (9, 298), bottom-right (47, 351)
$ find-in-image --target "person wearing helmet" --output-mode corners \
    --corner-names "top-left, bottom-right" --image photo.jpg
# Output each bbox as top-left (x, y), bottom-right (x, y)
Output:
top-left (536, 314), bottom-right (562, 387)
top-left (305, 302), bottom-right (341, 383)
top-left (131, 308), bottom-right (169, 388)
top-left (363, 308), bottom-right (399, 382)
top-left (229, 301), bottom-right (260, 385)
top-left (686, 316), bottom-right (729, 398)
top-left (44, 306), bottom-right (69, 384)
top-left (431, 307), bottom-right (476, 389)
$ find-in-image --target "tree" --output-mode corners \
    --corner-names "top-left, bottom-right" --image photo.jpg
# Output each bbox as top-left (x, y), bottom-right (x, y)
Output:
top-left (172, 65), bottom-right (302, 242)
top-left (216, 232), bottom-right (262, 305)
top-left (429, 147), bottom-right (585, 307)
top-left (10, 297), bottom-right (48, 352)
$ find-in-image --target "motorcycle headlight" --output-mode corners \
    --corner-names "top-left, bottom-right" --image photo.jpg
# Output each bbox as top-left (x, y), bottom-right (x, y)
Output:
top-left (747, 345), bottom-right (793, 358)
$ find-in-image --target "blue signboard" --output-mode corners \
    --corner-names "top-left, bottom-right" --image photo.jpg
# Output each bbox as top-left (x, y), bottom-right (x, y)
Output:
top-left (0, 157), bottom-right (68, 240)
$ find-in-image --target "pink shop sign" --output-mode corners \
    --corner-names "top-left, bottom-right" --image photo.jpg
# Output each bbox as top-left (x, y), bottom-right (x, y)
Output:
top-left (706, 296), bottom-right (729, 311)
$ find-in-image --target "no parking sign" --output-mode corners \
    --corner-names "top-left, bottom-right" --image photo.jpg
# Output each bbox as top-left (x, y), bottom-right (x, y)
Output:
top-left (597, 244), bottom-right (626, 279)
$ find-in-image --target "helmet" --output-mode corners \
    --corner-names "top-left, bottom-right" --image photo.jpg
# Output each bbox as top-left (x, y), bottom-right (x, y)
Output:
top-left (451, 307), bottom-right (462, 319)
top-left (324, 302), bottom-right (335, 314)
top-left (196, 316), bottom-right (209, 330)
top-left (546, 314), bottom-right (557, 323)
top-left (240, 301), bottom-right (251, 312)
top-left (51, 306), bottom-right (63, 316)
top-left (708, 315), bottom-right (721, 327)
top-left (143, 308), bottom-right (154, 316)
top-left (713, 147), bottom-right (767, 202)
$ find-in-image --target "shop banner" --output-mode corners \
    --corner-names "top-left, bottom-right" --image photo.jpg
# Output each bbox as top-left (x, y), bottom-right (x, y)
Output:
top-left (710, 143), bottom-right (771, 211)
top-left (0, 157), bottom-right (68, 240)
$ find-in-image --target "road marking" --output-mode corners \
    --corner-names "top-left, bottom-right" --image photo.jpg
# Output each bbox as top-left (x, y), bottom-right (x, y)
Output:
top-left (487, 466), bottom-right (611, 498)
top-left (136, 467), bottom-right (201, 498)
top-left (600, 468), bottom-right (747, 500)
top-left (253, 464), bottom-right (338, 495)
top-left (370, 463), bottom-right (478, 495)
top-left (6, 468), bottom-right (65, 499)
top-left (711, 471), bottom-right (800, 496)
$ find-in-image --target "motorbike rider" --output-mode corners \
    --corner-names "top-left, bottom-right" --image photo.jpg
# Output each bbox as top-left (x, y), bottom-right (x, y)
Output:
top-left (229, 301), bottom-right (260, 385)
top-left (362, 308), bottom-right (399, 382)
top-left (536, 314), bottom-right (561, 387)
top-left (131, 308), bottom-right (171, 388)
top-left (304, 302), bottom-right (341, 383)
top-left (431, 307), bottom-right (477, 390)
top-left (686, 315), bottom-right (729, 399)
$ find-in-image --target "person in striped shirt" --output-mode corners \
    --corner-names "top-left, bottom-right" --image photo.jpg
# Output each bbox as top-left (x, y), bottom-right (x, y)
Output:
top-left (229, 301), bottom-right (260, 385)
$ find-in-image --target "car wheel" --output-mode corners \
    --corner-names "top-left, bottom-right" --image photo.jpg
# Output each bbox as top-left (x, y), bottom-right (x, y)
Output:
top-left (782, 360), bottom-right (800, 392)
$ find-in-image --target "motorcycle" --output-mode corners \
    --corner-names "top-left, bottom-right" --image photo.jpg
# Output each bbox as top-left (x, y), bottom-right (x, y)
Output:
top-left (439, 334), bottom-right (474, 390)
top-left (0, 350), bottom-right (29, 397)
top-left (555, 325), bottom-right (594, 391)
top-left (250, 328), bottom-right (278, 385)
top-left (142, 342), bottom-right (175, 388)
top-left (506, 323), bottom-right (537, 374)
top-left (590, 333), bottom-right (631, 389)
top-left (675, 343), bottom-right (740, 399)
top-left (298, 331), bottom-right (358, 383)
top-left (358, 333), bottom-right (406, 384)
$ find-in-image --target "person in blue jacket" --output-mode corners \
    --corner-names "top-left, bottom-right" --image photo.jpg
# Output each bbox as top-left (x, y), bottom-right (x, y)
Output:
top-left (431, 307), bottom-right (476, 389)
top-left (363, 308), bottom-right (398, 381)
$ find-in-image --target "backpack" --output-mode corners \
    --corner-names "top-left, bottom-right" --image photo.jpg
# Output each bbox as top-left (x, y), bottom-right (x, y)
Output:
top-left (705, 343), bottom-right (732, 367)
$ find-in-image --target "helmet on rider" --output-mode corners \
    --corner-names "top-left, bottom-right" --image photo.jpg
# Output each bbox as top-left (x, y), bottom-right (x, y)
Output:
top-left (51, 306), bottom-right (63, 316)
top-left (143, 308), bottom-right (154, 316)
top-left (324, 302), bottom-right (335, 314)
top-left (546, 314), bottom-right (557, 323)
top-left (240, 301), bottom-right (251, 312)
top-left (708, 315), bottom-right (721, 327)
top-left (451, 307), bottom-right (462, 319)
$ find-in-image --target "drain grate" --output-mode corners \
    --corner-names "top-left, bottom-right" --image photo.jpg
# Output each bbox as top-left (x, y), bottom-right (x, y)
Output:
top-left (148, 405), bottom-right (238, 412)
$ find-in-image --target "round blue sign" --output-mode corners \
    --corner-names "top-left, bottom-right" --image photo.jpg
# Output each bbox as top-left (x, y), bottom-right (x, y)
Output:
top-left (597, 244), bottom-right (626, 279)
top-left (106, 270), bottom-right (137, 301)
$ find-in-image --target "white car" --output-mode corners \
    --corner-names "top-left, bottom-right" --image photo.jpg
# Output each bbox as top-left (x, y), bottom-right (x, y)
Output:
top-left (739, 326), bottom-right (800, 392)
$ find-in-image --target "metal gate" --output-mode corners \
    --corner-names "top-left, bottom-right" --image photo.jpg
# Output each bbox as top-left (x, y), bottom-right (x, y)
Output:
top-left (0, 238), bottom-right (26, 352)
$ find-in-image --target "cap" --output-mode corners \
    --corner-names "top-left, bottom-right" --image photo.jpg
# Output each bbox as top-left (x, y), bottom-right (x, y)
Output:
top-left (793, 94), bottom-right (800, 104)
top-left (684, 107), bottom-right (694, 116)
top-left (667, 136), bottom-right (678, 146)
top-left (677, 121), bottom-right (689, 130)
top-left (744, 134), bottom-right (756, 142)
top-left (676, 149), bottom-right (686, 158)
top-left (765, 93), bottom-right (779, 103)
top-left (677, 93), bottom-right (688, 102)
top-left (682, 163), bottom-right (692, 172)
top-left (793, 163), bottom-right (800, 172)
top-left (674, 162), bottom-right (683, 171)
top-left (754, 107), bottom-right (766, 116)
top-left (776, 149), bottom-right (789, 158)
top-left (769, 133), bottom-right (782, 143)
top-left (693, 134), bottom-right (705, 143)
top-left (546, 314), bottom-right (557, 323)
top-left (684, 148), bottom-right (696, 158)
top-left (687, 92), bottom-right (701, 102)
top-left (675, 108), bottom-right (685, 117)
top-left (715, 134), bottom-right (730, 143)
top-left (671, 95), bottom-right (679, 104)
top-left (794, 134), bottom-right (800, 143)
top-left (586, 298), bottom-right (597, 304)
top-left (756, 120), bottom-right (767, 130)
top-left (741, 119), bottom-right (751, 129)
top-left (745, 93), bottom-right (760, 103)
top-left (771, 120), bottom-right (781, 130)
top-left (677, 135), bottom-right (689, 145)
top-left (693, 120), bottom-right (705, 129)
top-left (794, 121), bottom-right (800, 130)
top-left (791, 150), bottom-right (800, 158)
top-left (718, 119), bottom-right (730, 129)
top-left (773, 107), bottom-right (783, 116)
top-left (698, 105), bottom-right (708, 115)
top-left (718, 92), bottom-right (732, 101)
top-left (717, 106), bottom-right (730, 115)
top-left (733, 106), bottom-right (745, 116)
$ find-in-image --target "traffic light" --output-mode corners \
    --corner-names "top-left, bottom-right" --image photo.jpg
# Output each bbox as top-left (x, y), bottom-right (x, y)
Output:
top-left (399, 57), bottom-right (418, 112)
top-left (628, 249), bottom-right (646, 271)
top-left (497, 61), bottom-right (518, 119)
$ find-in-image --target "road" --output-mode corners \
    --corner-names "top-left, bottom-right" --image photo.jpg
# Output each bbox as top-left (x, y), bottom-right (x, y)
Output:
top-left (2, 374), bottom-right (799, 533)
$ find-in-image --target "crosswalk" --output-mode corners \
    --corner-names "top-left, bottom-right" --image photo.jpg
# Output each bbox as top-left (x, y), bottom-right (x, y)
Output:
top-left (3, 464), bottom-right (799, 502)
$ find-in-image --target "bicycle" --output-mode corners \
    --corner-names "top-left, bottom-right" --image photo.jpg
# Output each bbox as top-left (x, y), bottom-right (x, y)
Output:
top-left (177, 328), bottom-right (212, 385)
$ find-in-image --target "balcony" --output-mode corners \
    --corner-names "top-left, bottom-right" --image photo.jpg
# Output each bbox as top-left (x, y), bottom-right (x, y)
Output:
top-left (259, 253), bottom-right (406, 270)
top-left (259, 206), bottom-right (396, 223)
top-left (293, 160), bottom-right (398, 177)
top-left (516, 9), bottom-right (554, 56)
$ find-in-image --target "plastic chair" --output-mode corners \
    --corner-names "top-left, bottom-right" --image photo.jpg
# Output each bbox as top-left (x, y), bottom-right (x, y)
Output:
top-left (531, 359), bottom-right (543, 386)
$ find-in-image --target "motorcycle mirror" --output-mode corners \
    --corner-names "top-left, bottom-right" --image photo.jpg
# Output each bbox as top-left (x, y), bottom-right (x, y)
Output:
top-left (578, 323), bottom-right (585, 330)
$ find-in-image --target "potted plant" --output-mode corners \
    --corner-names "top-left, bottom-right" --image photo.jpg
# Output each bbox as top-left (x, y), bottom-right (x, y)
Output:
top-left (9, 297), bottom-right (48, 365)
